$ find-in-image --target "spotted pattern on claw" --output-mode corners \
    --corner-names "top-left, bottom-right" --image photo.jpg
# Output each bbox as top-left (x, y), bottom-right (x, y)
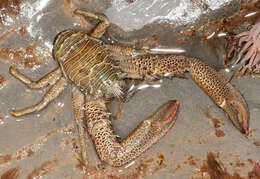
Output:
top-left (119, 54), bottom-right (231, 106)
top-left (53, 29), bottom-right (122, 98)
top-left (188, 58), bottom-right (230, 106)
top-left (115, 52), bottom-right (249, 134)
top-left (119, 54), bottom-right (189, 79)
top-left (85, 100), bottom-right (179, 167)
top-left (85, 101), bottom-right (121, 164)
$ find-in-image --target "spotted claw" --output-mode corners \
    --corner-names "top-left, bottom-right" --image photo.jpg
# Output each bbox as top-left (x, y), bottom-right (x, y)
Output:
top-left (85, 99), bottom-right (179, 167)
top-left (188, 59), bottom-right (249, 135)
top-left (116, 53), bottom-right (250, 135)
top-left (220, 83), bottom-right (249, 135)
top-left (145, 100), bottom-right (180, 134)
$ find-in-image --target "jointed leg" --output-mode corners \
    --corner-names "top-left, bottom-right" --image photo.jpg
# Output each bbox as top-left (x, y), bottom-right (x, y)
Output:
top-left (10, 77), bottom-right (68, 117)
top-left (9, 66), bottom-right (62, 89)
top-left (85, 99), bottom-right (179, 167)
top-left (74, 9), bottom-right (110, 38)
top-left (71, 86), bottom-right (88, 165)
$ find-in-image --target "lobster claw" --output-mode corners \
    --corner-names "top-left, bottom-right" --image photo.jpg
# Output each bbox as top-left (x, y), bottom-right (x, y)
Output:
top-left (114, 50), bottom-right (250, 135)
top-left (188, 59), bottom-right (249, 135)
top-left (220, 83), bottom-right (249, 135)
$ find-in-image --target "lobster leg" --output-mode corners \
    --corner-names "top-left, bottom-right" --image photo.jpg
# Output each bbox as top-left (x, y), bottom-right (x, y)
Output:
top-left (85, 99), bottom-right (179, 167)
top-left (9, 66), bottom-right (62, 89)
top-left (10, 77), bottom-right (67, 117)
top-left (113, 51), bottom-right (249, 134)
top-left (74, 9), bottom-right (110, 38)
top-left (72, 86), bottom-right (88, 165)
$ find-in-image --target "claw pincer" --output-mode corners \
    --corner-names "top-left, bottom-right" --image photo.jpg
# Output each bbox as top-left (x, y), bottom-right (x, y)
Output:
top-left (85, 99), bottom-right (179, 167)
top-left (117, 54), bottom-right (249, 134)
top-left (188, 59), bottom-right (249, 134)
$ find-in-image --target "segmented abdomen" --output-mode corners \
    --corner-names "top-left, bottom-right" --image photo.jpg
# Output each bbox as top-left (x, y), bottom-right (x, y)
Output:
top-left (53, 30), bottom-right (122, 98)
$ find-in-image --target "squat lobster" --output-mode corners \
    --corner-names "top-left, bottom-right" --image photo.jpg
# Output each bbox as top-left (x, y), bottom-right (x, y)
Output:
top-left (9, 9), bottom-right (249, 167)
